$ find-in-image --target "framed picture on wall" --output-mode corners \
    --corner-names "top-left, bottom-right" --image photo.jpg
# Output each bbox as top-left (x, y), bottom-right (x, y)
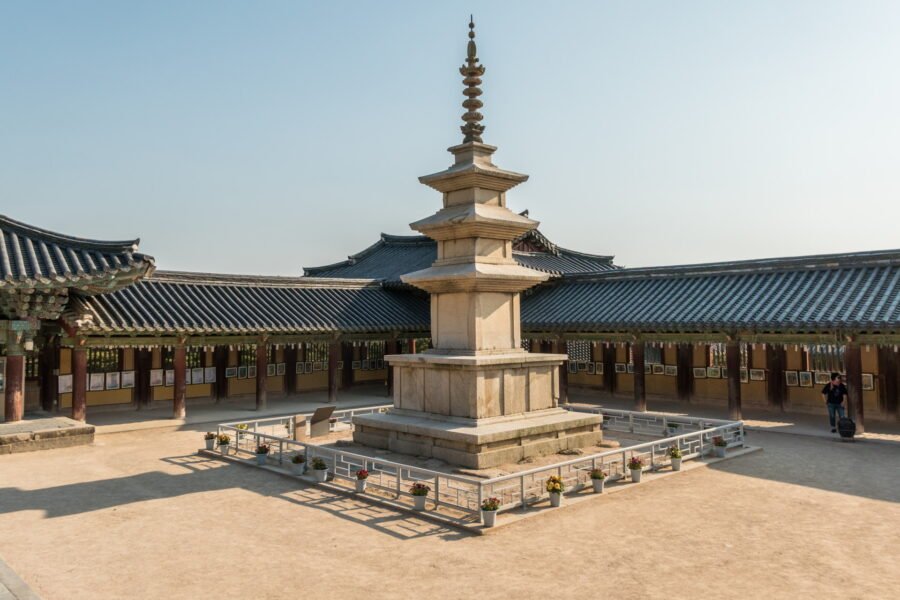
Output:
top-left (706, 367), bottom-right (721, 379)
top-left (165, 369), bottom-right (175, 386)
top-left (226, 367), bottom-right (238, 378)
top-left (294, 362), bottom-right (303, 375)
top-left (121, 371), bottom-right (135, 389)
top-left (862, 373), bottom-right (874, 390)
top-left (595, 362), bottom-right (604, 375)
top-left (150, 369), bottom-right (164, 386)
top-left (248, 366), bottom-right (257, 378)
top-left (644, 364), bottom-right (651, 374)
top-left (587, 362), bottom-right (595, 375)
top-left (721, 367), bottom-right (728, 379)
top-left (266, 364), bottom-right (276, 377)
top-left (90, 373), bottom-right (106, 391)
top-left (205, 367), bottom-right (216, 383)
top-left (652, 364), bottom-right (665, 375)
top-left (785, 371), bottom-right (799, 386)
top-left (749, 369), bottom-right (766, 381)
top-left (692, 367), bottom-right (707, 379)
top-left (665, 365), bottom-right (678, 377)
top-left (577, 362), bottom-right (587, 372)
top-left (614, 363), bottom-right (627, 373)
top-left (626, 363), bottom-right (634, 374)
top-left (304, 362), bottom-right (313, 373)
top-left (313, 362), bottom-right (323, 372)
top-left (336, 361), bottom-right (344, 370)
top-left (798, 371), bottom-right (813, 387)
top-left (276, 363), bottom-right (286, 376)
top-left (237, 366), bottom-right (248, 379)
top-left (58, 374), bottom-right (74, 394)
top-left (191, 368), bottom-right (204, 385)
top-left (362, 360), bottom-right (370, 370)
top-left (814, 371), bottom-right (831, 385)
top-left (352, 361), bottom-right (361, 370)
top-left (567, 362), bottom-right (577, 374)
top-left (185, 370), bottom-right (191, 385)
top-left (739, 368), bottom-right (749, 384)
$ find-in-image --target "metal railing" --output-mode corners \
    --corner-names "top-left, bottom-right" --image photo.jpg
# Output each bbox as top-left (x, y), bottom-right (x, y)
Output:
top-left (213, 404), bottom-right (745, 519)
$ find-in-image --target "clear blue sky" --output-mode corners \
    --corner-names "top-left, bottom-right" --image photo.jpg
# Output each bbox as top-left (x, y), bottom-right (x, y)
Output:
top-left (2, 1), bottom-right (898, 274)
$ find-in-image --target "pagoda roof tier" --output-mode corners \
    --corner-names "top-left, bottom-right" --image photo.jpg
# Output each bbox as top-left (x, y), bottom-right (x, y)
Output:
top-left (410, 203), bottom-right (538, 241)
top-left (401, 262), bottom-right (549, 294)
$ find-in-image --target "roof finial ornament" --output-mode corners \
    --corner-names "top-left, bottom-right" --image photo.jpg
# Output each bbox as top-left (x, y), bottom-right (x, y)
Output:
top-left (459, 16), bottom-right (486, 143)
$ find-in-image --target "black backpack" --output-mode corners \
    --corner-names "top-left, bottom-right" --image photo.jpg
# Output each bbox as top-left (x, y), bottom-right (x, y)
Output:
top-left (837, 416), bottom-right (856, 439)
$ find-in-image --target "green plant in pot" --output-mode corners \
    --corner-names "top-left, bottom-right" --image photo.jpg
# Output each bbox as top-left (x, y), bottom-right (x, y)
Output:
top-left (668, 445), bottom-right (683, 471)
top-left (627, 456), bottom-right (644, 483)
top-left (546, 475), bottom-right (565, 507)
top-left (480, 496), bottom-right (500, 528)
top-left (255, 443), bottom-right (269, 466)
top-left (589, 468), bottom-right (607, 493)
top-left (410, 482), bottom-right (430, 511)
top-left (216, 433), bottom-right (231, 454)
top-left (712, 435), bottom-right (728, 458)
top-left (310, 457), bottom-right (328, 483)
top-left (290, 453), bottom-right (306, 475)
top-left (203, 432), bottom-right (216, 450)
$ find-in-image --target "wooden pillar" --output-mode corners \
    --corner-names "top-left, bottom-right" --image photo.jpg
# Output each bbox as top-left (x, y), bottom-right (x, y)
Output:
top-left (135, 348), bottom-right (152, 408)
top-left (407, 338), bottom-right (417, 354)
top-left (676, 343), bottom-right (692, 402)
top-left (283, 345), bottom-right (297, 396)
top-left (632, 341), bottom-right (646, 412)
top-left (877, 345), bottom-right (898, 417)
top-left (845, 341), bottom-right (864, 433)
top-left (39, 340), bottom-right (57, 412)
top-left (328, 340), bottom-right (341, 403)
top-left (766, 343), bottom-right (786, 410)
top-left (385, 340), bottom-right (398, 397)
top-left (341, 342), bottom-right (354, 388)
top-left (726, 340), bottom-right (742, 420)
top-left (602, 343), bottom-right (617, 395)
top-left (557, 340), bottom-right (568, 405)
top-left (72, 346), bottom-right (87, 422)
top-left (213, 346), bottom-right (228, 401)
top-left (255, 343), bottom-right (268, 411)
top-left (173, 346), bottom-right (186, 418)
top-left (3, 353), bottom-right (25, 422)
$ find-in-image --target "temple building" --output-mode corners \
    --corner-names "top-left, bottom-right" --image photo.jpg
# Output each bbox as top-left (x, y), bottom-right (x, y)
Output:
top-left (3, 21), bottom-right (900, 434)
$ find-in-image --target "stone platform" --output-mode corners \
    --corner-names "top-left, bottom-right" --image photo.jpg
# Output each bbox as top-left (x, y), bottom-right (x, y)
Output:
top-left (0, 415), bottom-right (94, 455)
top-left (353, 407), bottom-right (602, 468)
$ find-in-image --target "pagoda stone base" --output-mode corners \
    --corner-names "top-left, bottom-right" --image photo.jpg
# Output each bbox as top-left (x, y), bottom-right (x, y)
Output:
top-left (352, 408), bottom-right (602, 469)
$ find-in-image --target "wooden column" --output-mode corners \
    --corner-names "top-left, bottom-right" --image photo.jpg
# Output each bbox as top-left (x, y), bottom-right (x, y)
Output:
top-left (328, 340), bottom-right (341, 403)
top-left (385, 340), bottom-right (398, 397)
top-left (726, 340), bottom-right (742, 420)
top-left (255, 343), bottom-right (268, 411)
top-left (766, 344), bottom-right (786, 410)
top-left (341, 342), bottom-right (354, 388)
top-left (632, 341), bottom-right (646, 412)
top-left (845, 341), bottom-right (864, 433)
top-left (676, 343), bottom-right (692, 402)
top-left (877, 345), bottom-right (898, 417)
top-left (173, 346), bottom-right (186, 418)
top-left (135, 348), bottom-right (152, 408)
top-left (39, 339), bottom-right (58, 412)
top-left (3, 353), bottom-right (25, 422)
top-left (557, 340), bottom-right (568, 405)
top-left (602, 344), bottom-right (617, 395)
top-left (213, 346), bottom-right (228, 401)
top-left (283, 345), bottom-right (297, 396)
top-left (71, 346), bottom-right (87, 422)
top-left (407, 338), bottom-right (417, 354)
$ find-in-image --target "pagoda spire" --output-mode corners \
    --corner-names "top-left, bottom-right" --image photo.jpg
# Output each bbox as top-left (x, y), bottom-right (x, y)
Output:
top-left (459, 16), bottom-right (486, 143)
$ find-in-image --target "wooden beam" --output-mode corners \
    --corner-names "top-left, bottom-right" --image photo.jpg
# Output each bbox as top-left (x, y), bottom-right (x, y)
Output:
top-left (173, 346), bottom-right (186, 418)
top-left (255, 342), bottom-right (268, 411)
top-left (135, 348), bottom-right (152, 408)
top-left (72, 346), bottom-right (87, 422)
top-left (676, 343), bottom-right (692, 402)
top-left (3, 354), bottom-right (25, 422)
top-left (765, 344), bottom-right (786, 410)
top-left (877, 346), bottom-right (898, 417)
top-left (845, 341), bottom-right (864, 433)
top-left (632, 341), bottom-right (646, 412)
top-left (283, 345), bottom-right (297, 397)
top-left (726, 340), bottom-right (742, 420)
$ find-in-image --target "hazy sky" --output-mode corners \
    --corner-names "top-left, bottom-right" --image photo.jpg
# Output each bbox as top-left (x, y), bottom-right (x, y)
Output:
top-left (2, 1), bottom-right (898, 274)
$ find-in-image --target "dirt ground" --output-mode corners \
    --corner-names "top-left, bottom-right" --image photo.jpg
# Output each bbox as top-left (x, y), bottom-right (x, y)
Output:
top-left (1, 425), bottom-right (898, 600)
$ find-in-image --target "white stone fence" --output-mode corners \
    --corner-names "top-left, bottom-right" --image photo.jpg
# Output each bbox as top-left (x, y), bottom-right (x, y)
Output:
top-left (214, 405), bottom-right (744, 519)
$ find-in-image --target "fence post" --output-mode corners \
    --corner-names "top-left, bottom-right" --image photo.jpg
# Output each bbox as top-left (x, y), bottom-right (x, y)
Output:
top-left (520, 477), bottom-right (526, 511)
top-left (629, 414), bottom-right (635, 433)
top-left (650, 446), bottom-right (655, 469)
top-left (278, 440), bottom-right (283, 465)
top-left (434, 476), bottom-right (440, 510)
top-left (396, 469), bottom-right (402, 498)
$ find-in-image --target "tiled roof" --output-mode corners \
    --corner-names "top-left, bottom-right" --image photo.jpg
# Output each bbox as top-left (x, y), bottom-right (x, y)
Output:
top-left (0, 214), bottom-right (154, 292)
top-left (521, 250), bottom-right (900, 334)
top-left (67, 271), bottom-right (429, 335)
top-left (303, 231), bottom-right (617, 281)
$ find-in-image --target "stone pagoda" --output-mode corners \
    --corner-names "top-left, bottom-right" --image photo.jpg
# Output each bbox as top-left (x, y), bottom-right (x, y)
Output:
top-left (353, 18), bottom-right (601, 468)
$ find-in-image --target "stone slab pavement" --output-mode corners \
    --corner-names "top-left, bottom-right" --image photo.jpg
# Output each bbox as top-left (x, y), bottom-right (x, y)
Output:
top-left (0, 555), bottom-right (40, 600)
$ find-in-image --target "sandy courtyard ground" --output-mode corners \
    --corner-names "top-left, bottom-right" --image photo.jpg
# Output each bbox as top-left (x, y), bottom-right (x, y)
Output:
top-left (1, 424), bottom-right (898, 600)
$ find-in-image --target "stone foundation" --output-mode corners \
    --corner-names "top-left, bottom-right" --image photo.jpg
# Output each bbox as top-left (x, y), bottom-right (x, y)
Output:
top-left (353, 408), bottom-right (602, 469)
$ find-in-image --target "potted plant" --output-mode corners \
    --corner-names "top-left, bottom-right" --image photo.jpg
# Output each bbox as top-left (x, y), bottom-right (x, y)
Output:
top-left (355, 469), bottom-right (369, 493)
top-left (480, 497), bottom-right (500, 528)
top-left (255, 443), bottom-right (270, 466)
top-left (628, 456), bottom-right (644, 483)
top-left (410, 482), bottom-right (430, 511)
top-left (311, 457), bottom-right (328, 482)
top-left (204, 432), bottom-right (216, 451)
top-left (589, 469), bottom-right (607, 493)
top-left (290, 454), bottom-right (306, 475)
top-left (668, 445), bottom-right (683, 471)
top-left (235, 423), bottom-right (248, 442)
top-left (216, 433), bottom-right (231, 454)
top-left (546, 475), bottom-right (564, 507)
top-left (712, 435), bottom-right (727, 458)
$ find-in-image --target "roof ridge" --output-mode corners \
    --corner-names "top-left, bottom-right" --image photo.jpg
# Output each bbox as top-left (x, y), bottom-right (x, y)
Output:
top-left (152, 269), bottom-right (381, 288)
top-left (0, 213), bottom-right (140, 252)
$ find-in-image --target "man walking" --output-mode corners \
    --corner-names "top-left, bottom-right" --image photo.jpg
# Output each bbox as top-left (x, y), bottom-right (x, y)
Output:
top-left (821, 372), bottom-right (848, 433)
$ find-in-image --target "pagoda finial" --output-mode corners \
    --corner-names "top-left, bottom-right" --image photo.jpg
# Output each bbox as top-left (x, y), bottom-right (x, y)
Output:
top-left (459, 16), bottom-right (486, 143)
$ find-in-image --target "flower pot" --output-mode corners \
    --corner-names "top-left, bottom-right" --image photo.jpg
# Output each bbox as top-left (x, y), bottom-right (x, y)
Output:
top-left (291, 462), bottom-right (305, 475)
top-left (591, 479), bottom-right (605, 493)
top-left (313, 468), bottom-right (328, 483)
top-left (355, 479), bottom-right (368, 493)
top-left (413, 495), bottom-right (428, 511)
top-left (714, 446), bottom-right (727, 458)
top-left (481, 509), bottom-right (497, 528)
top-left (205, 439), bottom-right (215, 450)
top-left (630, 468), bottom-right (642, 483)
top-left (219, 444), bottom-right (229, 455)
top-left (549, 492), bottom-right (562, 507)
top-left (255, 453), bottom-right (267, 466)
top-left (671, 457), bottom-right (682, 471)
